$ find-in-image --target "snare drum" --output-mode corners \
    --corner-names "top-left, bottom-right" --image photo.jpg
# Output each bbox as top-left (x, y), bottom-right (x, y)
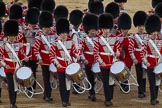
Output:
top-left (0, 67), bottom-right (6, 80)
top-left (110, 61), bottom-right (129, 82)
top-left (65, 63), bottom-right (85, 83)
top-left (16, 67), bottom-right (34, 88)
top-left (49, 63), bottom-right (58, 79)
top-left (154, 63), bottom-right (162, 77)
top-left (91, 62), bottom-right (101, 73)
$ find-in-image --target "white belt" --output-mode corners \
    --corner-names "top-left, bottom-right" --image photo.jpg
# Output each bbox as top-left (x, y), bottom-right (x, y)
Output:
top-left (84, 52), bottom-right (93, 55)
top-left (148, 55), bottom-right (159, 58)
top-left (4, 58), bottom-right (17, 62)
top-left (100, 52), bottom-right (113, 56)
top-left (134, 48), bottom-right (143, 51)
top-left (57, 57), bottom-right (68, 61)
top-left (41, 50), bottom-right (49, 54)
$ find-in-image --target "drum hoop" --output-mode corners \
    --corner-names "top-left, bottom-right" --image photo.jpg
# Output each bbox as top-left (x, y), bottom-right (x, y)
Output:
top-left (0, 67), bottom-right (6, 77)
top-left (16, 66), bottom-right (33, 80)
top-left (154, 63), bottom-right (162, 74)
top-left (111, 61), bottom-right (126, 74)
top-left (66, 63), bottom-right (81, 75)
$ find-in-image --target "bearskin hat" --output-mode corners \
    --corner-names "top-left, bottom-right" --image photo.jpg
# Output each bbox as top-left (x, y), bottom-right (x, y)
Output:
top-left (39, 11), bottom-right (53, 28)
top-left (133, 11), bottom-right (147, 27)
top-left (105, 2), bottom-right (120, 19)
top-left (82, 14), bottom-right (98, 33)
top-left (155, 3), bottom-right (162, 17)
top-left (56, 18), bottom-right (69, 35)
top-left (114, 0), bottom-right (127, 3)
top-left (152, 0), bottom-right (162, 8)
top-left (99, 13), bottom-right (113, 29)
top-left (145, 15), bottom-right (161, 34)
top-left (0, 1), bottom-right (6, 17)
top-left (28, 0), bottom-right (43, 9)
top-left (54, 5), bottom-right (68, 22)
top-left (89, 1), bottom-right (104, 15)
top-left (25, 7), bottom-right (40, 24)
top-left (118, 13), bottom-right (131, 30)
top-left (41, 0), bottom-right (55, 13)
top-left (69, 9), bottom-right (83, 26)
top-left (9, 4), bottom-right (22, 19)
top-left (4, 20), bottom-right (19, 36)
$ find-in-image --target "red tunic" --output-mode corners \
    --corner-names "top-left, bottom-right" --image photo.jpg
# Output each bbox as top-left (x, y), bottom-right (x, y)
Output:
top-left (49, 36), bottom-right (78, 72)
top-left (81, 35), bottom-right (98, 66)
top-left (33, 30), bottom-right (56, 65)
top-left (113, 34), bottom-right (134, 67)
top-left (22, 25), bottom-right (41, 60)
top-left (130, 32), bottom-right (149, 63)
top-left (94, 33), bottom-right (117, 69)
top-left (145, 38), bottom-right (162, 69)
top-left (0, 41), bottom-right (24, 74)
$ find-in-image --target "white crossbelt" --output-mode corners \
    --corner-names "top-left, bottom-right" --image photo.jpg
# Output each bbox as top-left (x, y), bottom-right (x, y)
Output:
top-left (148, 54), bottom-right (159, 58)
top-left (100, 52), bottom-right (113, 56)
top-left (41, 50), bottom-right (49, 54)
top-left (4, 58), bottom-right (17, 62)
top-left (134, 48), bottom-right (143, 52)
top-left (84, 52), bottom-right (93, 55)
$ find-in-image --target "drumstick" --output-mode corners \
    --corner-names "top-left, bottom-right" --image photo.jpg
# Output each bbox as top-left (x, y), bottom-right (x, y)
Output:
top-left (20, 55), bottom-right (32, 62)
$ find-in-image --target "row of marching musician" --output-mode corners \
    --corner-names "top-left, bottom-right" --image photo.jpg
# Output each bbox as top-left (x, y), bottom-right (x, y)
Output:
top-left (0, 0), bottom-right (162, 108)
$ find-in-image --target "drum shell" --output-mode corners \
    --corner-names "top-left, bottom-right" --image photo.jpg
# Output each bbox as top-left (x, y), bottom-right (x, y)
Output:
top-left (16, 76), bottom-right (34, 88)
top-left (16, 67), bottom-right (34, 88)
top-left (66, 69), bottom-right (85, 83)
top-left (111, 68), bottom-right (129, 82)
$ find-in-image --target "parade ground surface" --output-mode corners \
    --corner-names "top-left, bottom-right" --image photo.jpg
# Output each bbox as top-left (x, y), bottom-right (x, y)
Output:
top-left (1, 0), bottom-right (162, 108)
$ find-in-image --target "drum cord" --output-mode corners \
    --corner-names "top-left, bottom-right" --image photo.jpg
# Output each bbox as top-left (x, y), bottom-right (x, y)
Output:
top-left (72, 77), bottom-right (92, 94)
top-left (33, 79), bottom-right (44, 95)
top-left (116, 79), bottom-right (131, 94)
top-left (94, 75), bottom-right (103, 94)
top-left (17, 85), bottom-right (34, 98)
top-left (50, 78), bottom-right (58, 89)
top-left (72, 82), bottom-right (86, 94)
top-left (116, 72), bottom-right (139, 94)
top-left (17, 78), bottom-right (44, 97)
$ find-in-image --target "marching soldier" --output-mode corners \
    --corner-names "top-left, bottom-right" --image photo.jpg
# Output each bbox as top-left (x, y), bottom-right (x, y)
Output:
top-left (69, 9), bottom-right (84, 94)
top-left (33, 11), bottom-right (55, 102)
top-left (49, 18), bottom-right (79, 107)
top-left (105, 2), bottom-right (121, 36)
top-left (88, 1), bottom-right (104, 16)
top-left (144, 15), bottom-right (162, 105)
top-left (94, 13), bottom-right (115, 106)
top-left (0, 20), bottom-right (27, 108)
top-left (114, 0), bottom-right (127, 15)
top-left (113, 13), bottom-right (133, 92)
top-left (22, 7), bottom-right (40, 93)
top-left (81, 14), bottom-right (98, 101)
top-left (132, 11), bottom-right (148, 98)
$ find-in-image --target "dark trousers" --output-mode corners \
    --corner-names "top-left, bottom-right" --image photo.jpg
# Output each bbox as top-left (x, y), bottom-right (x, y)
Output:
top-left (41, 65), bottom-right (52, 98)
top-left (101, 68), bottom-right (114, 101)
top-left (6, 72), bottom-right (17, 105)
top-left (135, 63), bottom-right (146, 94)
top-left (23, 60), bottom-right (38, 89)
top-left (147, 68), bottom-right (159, 101)
top-left (58, 72), bottom-right (70, 103)
top-left (85, 66), bottom-right (95, 96)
